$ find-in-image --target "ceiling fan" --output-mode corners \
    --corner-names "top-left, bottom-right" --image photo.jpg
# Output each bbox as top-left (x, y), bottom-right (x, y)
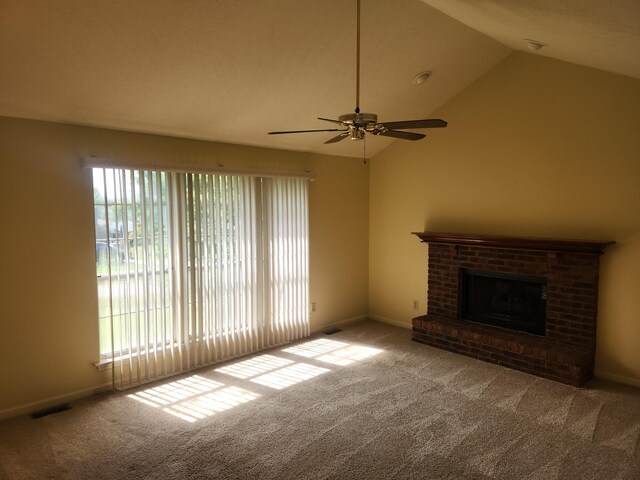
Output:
top-left (268, 0), bottom-right (447, 144)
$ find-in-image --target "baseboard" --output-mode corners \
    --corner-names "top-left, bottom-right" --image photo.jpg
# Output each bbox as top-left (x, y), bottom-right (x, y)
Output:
top-left (0, 317), bottom-right (364, 421)
top-left (0, 315), bottom-right (413, 421)
top-left (594, 370), bottom-right (640, 388)
top-left (0, 382), bottom-right (112, 421)
top-left (368, 315), bottom-right (412, 330)
top-left (310, 314), bottom-right (369, 334)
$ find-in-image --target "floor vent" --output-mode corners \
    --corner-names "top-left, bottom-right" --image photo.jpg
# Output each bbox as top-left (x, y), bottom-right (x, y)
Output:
top-left (323, 327), bottom-right (342, 335)
top-left (31, 404), bottom-right (71, 419)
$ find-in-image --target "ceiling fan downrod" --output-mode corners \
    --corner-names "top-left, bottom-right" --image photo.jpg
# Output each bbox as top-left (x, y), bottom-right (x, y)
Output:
top-left (355, 0), bottom-right (360, 115)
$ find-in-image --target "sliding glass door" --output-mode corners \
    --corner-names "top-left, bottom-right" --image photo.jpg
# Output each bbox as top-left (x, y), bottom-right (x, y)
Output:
top-left (92, 167), bottom-right (309, 389)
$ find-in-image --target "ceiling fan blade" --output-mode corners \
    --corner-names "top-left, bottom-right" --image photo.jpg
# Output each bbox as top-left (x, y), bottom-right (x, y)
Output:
top-left (317, 117), bottom-right (346, 125)
top-left (379, 119), bottom-right (447, 130)
top-left (324, 132), bottom-right (350, 144)
top-left (378, 130), bottom-right (426, 141)
top-left (268, 128), bottom-right (345, 135)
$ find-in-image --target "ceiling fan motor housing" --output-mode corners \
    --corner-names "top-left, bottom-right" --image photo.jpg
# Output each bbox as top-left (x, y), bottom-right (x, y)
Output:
top-left (338, 112), bottom-right (377, 126)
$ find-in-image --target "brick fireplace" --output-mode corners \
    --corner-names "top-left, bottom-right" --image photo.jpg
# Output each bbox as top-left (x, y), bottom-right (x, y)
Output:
top-left (411, 232), bottom-right (614, 386)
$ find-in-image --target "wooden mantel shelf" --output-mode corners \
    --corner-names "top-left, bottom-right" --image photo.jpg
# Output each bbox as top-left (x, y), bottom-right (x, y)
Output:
top-left (412, 231), bottom-right (614, 254)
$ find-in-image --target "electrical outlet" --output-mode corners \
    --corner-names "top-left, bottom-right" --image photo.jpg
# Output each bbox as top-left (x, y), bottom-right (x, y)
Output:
top-left (413, 300), bottom-right (420, 310)
top-left (311, 302), bottom-right (317, 312)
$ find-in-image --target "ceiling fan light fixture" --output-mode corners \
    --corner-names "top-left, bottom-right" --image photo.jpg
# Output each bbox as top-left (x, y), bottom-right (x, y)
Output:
top-left (350, 130), bottom-right (365, 140)
top-left (412, 70), bottom-right (432, 84)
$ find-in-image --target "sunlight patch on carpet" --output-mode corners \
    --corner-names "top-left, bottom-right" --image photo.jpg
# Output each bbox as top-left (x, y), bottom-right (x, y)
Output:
top-left (250, 363), bottom-right (330, 390)
top-left (215, 354), bottom-right (294, 379)
top-left (127, 338), bottom-right (384, 422)
top-left (316, 345), bottom-right (383, 366)
top-left (128, 375), bottom-right (261, 423)
top-left (128, 375), bottom-right (224, 408)
top-left (163, 386), bottom-right (261, 423)
top-left (282, 338), bottom-right (348, 358)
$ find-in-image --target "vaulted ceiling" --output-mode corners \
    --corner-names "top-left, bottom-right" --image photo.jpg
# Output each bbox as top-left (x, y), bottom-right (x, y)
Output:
top-left (1, 0), bottom-right (638, 158)
top-left (422, 0), bottom-right (640, 80)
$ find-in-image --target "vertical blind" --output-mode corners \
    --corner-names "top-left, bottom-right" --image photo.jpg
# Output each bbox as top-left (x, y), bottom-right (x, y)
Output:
top-left (93, 168), bottom-right (309, 389)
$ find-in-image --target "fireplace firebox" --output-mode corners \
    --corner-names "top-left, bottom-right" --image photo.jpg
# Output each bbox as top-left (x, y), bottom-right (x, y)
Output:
top-left (460, 269), bottom-right (546, 335)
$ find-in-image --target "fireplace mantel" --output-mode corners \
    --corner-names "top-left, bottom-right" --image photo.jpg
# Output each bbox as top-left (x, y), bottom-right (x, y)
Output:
top-left (412, 231), bottom-right (614, 254)
top-left (412, 231), bottom-right (614, 386)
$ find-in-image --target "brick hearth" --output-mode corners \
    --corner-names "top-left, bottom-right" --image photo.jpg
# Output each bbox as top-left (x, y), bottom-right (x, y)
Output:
top-left (412, 232), bottom-right (613, 386)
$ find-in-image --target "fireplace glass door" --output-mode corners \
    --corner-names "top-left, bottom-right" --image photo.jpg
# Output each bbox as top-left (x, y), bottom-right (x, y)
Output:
top-left (460, 269), bottom-right (546, 335)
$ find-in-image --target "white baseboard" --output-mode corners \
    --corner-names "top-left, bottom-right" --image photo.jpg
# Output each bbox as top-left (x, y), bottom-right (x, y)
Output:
top-left (310, 314), bottom-right (368, 334)
top-left (368, 315), bottom-right (412, 330)
top-left (2, 317), bottom-right (368, 421)
top-left (0, 382), bottom-right (112, 421)
top-left (594, 370), bottom-right (640, 387)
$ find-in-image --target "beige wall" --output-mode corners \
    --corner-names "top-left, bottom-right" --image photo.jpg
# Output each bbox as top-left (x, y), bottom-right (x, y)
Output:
top-left (369, 52), bottom-right (640, 385)
top-left (0, 117), bottom-right (369, 414)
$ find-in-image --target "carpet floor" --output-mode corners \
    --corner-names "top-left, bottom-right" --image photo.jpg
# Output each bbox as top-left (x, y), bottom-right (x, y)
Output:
top-left (1, 320), bottom-right (639, 479)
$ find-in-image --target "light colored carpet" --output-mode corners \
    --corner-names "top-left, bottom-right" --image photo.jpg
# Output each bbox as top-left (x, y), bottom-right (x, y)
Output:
top-left (1, 320), bottom-right (639, 480)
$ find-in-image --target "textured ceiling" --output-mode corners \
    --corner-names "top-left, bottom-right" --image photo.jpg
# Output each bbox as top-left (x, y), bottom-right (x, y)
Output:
top-left (1, 1), bottom-right (637, 159)
top-left (422, 0), bottom-right (640, 80)
top-left (0, 0), bottom-right (509, 158)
